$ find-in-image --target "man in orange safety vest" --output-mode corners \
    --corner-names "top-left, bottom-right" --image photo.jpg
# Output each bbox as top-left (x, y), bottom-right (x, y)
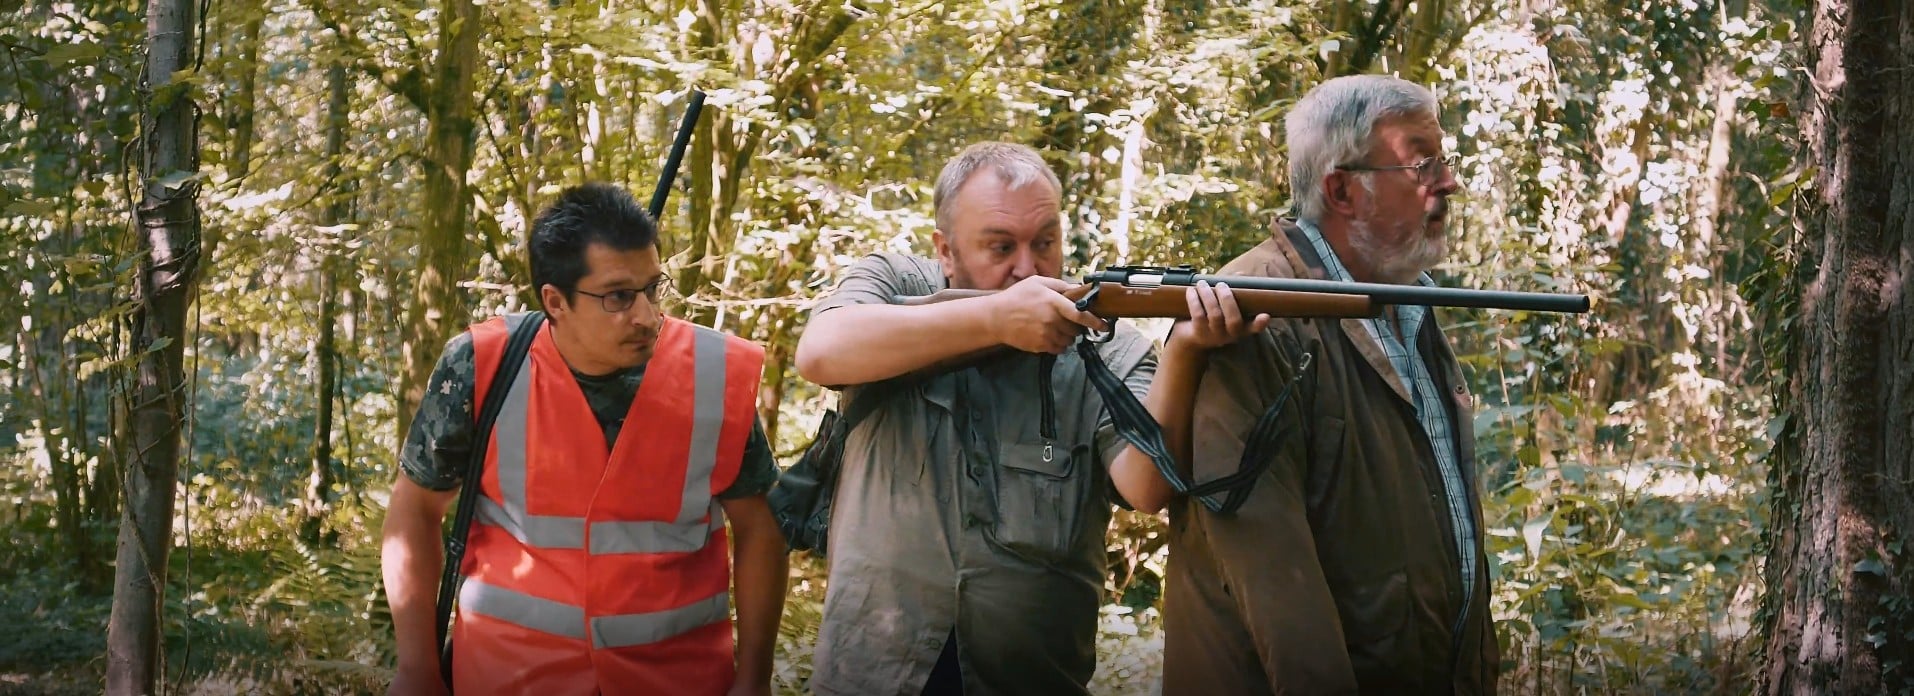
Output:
top-left (381, 183), bottom-right (788, 696)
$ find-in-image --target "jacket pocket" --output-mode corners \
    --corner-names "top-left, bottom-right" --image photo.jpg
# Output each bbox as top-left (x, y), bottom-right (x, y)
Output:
top-left (1339, 566), bottom-right (1415, 681)
top-left (988, 439), bottom-right (1089, 563)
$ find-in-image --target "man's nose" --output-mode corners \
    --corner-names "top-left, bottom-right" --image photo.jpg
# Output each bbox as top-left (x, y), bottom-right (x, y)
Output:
top-left (1009, 248), bottom-right (1038, 281)
top-left (1429, 164), bottom-right (1461, 197)
top-left (630, 295), bottom-right (662, 329)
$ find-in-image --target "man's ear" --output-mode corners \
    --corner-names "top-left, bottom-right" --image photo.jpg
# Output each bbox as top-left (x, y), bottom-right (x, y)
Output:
top-left (1322, 172), bottom-right (1361, 217)
top-left (932, 229), bottom-right (957, 278)
top-left (539, 284), bottom-right (569, 320)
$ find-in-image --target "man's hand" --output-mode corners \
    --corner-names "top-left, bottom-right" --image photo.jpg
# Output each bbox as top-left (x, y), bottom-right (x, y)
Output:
top-left (1169, 281), bottom-right (1270, 351)
top-left (987, 276), bottom-right (1108, 354)
top-left (387, 665), bottom-right (449, 696)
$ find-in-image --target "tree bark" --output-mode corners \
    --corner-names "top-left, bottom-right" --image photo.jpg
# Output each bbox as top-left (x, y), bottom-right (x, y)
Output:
top-left (305, 59), bottom-right (350, 545)
top-left (1033, 0), bottom-right (1144, 251)
top-left (227, 0), bottom-right (265, 181)
top-left (105, 0), bottom-right (201, 690)
top-left (397, 0), bottom-right (482, 439)
top-left (1761, 0), bottom-right (1914, 693)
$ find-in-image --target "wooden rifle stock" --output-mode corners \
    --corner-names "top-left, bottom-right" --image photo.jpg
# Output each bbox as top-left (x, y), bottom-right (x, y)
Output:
top-left (897, 282), bottom-right (1379, 319)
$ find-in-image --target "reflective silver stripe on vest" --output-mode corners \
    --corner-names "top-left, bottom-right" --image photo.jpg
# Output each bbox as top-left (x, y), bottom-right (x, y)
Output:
top-left (483, 321), bottom-right (730, 556)
top-left (460, 578), bottom-right (587, 640)
top-left (489, 354), bottom-right (586, 549)
top-left (591, 500), bottom-right (725, 555)
top-left (589, 590), bottom-right (730, 649)
top-left (678, 328), bottom-right (727, 525)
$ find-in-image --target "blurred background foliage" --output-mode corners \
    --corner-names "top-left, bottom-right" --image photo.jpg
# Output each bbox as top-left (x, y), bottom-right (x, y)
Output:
top-left (0, 0), bottom-right (1801, 692)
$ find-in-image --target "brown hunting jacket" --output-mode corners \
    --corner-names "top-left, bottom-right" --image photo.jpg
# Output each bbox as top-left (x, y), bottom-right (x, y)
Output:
top-left (1162, 222), bottom-right (1499, 695)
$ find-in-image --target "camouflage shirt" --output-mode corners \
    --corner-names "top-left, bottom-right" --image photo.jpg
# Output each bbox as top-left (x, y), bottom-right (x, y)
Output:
top-left (399, 330), bottom-right (779, 498)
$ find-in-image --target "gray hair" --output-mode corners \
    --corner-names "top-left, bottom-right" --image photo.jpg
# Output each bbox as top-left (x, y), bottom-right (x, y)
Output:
top-left (1286, 75), bottom-right (1440, 222)
top-left (932, 142), bottom-right (1062, 230)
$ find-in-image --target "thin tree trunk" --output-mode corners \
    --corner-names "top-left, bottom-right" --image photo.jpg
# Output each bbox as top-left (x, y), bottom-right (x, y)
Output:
top-left (305, 60), bottom-right (349, 545)
top-left (68, 345), bottom-right (93, 577)
top-left (228, 0), bottom-right (264, 181)
top-left (759, 332), bottom-right (788, 449)
top-left (1033, 0), bottom-right (1144, 245)
top-left (397, 0), bottom-right (481, 439)
top-left (1760, 0), bottom-right (1914, 692)
top-left (1696, 65), bottom-right (1738, 378)
top-left (681, 0), bottom-right (720, 325)
top-left (678, 5), bottom-right (855, 327)
top-left (105, 0), bottom-right (201, 689)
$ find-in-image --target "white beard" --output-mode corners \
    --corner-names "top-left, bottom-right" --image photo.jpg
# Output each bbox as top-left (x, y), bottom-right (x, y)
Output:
top-left (1349, 204), bottom-right (1444, 285)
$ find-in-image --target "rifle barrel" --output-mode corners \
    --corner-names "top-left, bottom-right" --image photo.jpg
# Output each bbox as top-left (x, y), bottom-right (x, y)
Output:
top-left (1082, 269), bottom-right (1590, 313)
top-left (648, 90), bottom-right (706, 219)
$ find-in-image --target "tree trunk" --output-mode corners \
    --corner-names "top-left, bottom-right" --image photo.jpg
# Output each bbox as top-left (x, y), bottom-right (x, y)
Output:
top-left (305, 59), bottom-right (349, 545)
top-left (105, 0), bottom-right (201, 689)
top-left (397, 0), bottom-right (481, 439)
top-left (680, 0), bottom-right (724, 326)
top-left (1760, 0), bottom-right (1914, 693)
top-left (1033, 0), bottom-right (1144, 249)
top-left (227, 0), bottom-right (265, 181)
top-left (677, 6), bottom-right (855, 327)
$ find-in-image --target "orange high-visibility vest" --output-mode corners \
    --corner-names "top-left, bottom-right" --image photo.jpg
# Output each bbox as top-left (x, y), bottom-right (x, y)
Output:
top-left (450, 313), bottom-right (763, 695)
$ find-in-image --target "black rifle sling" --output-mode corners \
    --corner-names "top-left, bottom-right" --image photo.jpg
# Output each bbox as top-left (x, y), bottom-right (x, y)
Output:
top-left (1075, 336), bottom-right (1310, 515)
top-left (436, 311), bottom-right (546, 688)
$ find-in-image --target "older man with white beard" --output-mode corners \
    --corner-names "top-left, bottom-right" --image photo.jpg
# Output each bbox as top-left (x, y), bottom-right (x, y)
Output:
top-left (1111, 74), bottom-right (1498, 694)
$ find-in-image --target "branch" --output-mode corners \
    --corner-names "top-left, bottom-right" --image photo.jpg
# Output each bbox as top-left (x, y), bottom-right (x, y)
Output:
top-left (1346, 0), bottom-right (1405, 74)
top-left (312, 6), bottom-right (431, 113)
top-left (1428, 1), bottom-right (1496, 72)
top-left (887, 24), bottom-right (1014, 155)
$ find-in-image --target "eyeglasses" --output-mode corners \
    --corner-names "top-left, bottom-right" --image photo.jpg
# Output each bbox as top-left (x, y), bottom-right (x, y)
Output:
top-left (1335, 155), bottom-right (1457, 187)
top-left (574, 274), bottom-right (672, 313)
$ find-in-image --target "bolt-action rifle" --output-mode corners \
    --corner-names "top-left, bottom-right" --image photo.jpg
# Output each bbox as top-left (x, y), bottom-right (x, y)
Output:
top-left (898, 264), bottom-right (1589, 515)
top-left (899, 265), bottom-right (1591, 318)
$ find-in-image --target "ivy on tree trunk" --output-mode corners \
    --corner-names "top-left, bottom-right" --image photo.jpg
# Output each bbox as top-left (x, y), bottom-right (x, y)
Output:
top-left (104, 0), bottom-right (201, 690)
top-left (1761, 0), bottom-right (1914, 692)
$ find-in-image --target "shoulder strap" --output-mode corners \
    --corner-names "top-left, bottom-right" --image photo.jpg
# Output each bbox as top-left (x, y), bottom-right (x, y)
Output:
top-left (435, 311), bottom-right (546, 687)
top-left (1075, 334), bottom-right (1311, 515)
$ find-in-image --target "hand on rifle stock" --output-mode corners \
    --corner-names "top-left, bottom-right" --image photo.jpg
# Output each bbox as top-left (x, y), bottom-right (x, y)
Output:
top-left (987, 276), bottom-right (1109, 355)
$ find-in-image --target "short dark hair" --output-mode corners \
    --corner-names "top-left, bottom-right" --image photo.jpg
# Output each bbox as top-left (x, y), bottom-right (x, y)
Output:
top-left (528, 183), bottom-right (658, 299)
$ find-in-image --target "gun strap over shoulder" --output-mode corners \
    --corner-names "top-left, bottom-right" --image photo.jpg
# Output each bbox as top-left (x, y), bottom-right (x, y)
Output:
top-left (1076, 335), bottom-right (1310, 515)
top-left (436, 311), bottom-right (546, 688)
